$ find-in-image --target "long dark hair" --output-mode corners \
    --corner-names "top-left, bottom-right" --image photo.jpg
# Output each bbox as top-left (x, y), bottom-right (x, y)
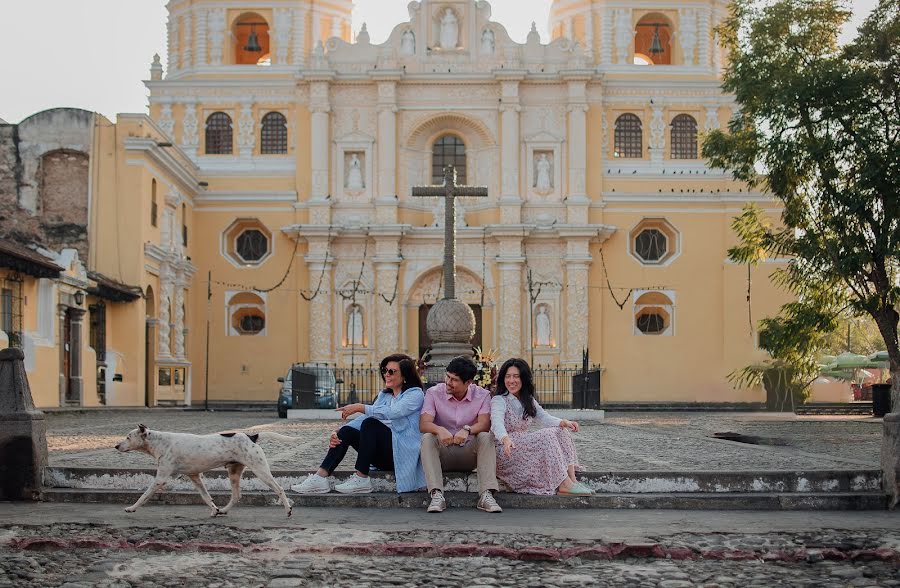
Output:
top-left (379, 353), bottom-right (423, 392)
top-left (495, 358), bottom-right (536, 419)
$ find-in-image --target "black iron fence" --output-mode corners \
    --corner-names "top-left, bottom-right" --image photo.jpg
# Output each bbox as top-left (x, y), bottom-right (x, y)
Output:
top-left (328, 364), bottom-right (602, 409)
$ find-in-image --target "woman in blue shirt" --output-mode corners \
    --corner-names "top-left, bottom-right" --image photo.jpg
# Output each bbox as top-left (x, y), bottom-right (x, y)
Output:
top-left (291, 353), bottom-right (426, 494)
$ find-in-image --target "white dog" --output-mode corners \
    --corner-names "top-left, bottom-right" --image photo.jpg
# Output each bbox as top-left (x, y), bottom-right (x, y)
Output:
top-left (115, 424), bottom-right (294, 517)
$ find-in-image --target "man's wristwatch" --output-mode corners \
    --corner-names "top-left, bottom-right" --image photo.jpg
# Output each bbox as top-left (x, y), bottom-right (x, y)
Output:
top-left (463, 425), bottom-right (473, 434)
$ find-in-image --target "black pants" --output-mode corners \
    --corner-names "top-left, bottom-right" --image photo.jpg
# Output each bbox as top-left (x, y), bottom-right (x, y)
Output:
top-left (320, 419), bottom-right (394, 476)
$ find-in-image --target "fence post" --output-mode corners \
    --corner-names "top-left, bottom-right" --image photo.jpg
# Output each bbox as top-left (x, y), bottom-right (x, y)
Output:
top-left (0, 348), bottom-right (48, 500)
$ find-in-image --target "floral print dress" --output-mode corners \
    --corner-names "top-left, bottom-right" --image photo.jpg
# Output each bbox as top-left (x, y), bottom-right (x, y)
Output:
top-left (490, 393), bottom-right (580, 495)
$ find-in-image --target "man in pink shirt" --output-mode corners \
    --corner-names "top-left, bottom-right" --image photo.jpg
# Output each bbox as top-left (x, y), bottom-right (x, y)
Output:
top-left (419, 356), bottom-right (501, 513)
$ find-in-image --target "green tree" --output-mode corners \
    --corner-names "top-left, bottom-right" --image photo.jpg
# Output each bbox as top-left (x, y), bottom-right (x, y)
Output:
top-left (704, 0), bottom-right (900, 409)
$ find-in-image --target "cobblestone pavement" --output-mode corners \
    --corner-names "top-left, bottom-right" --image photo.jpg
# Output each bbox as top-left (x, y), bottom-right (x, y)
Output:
top-left (1, 518), bottom-right (898, 588)
top-left (45, 410), bottom-right (882, 471)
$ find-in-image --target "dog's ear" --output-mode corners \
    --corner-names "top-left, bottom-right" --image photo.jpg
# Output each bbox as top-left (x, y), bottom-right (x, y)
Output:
top-left (138, 424), bottom-right (148, 437)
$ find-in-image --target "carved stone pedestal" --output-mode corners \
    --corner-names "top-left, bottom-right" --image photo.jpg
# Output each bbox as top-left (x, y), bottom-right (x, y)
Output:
top-left (0, 348), bottom-right (48, 500)
top-left (882, 412), bottom-right (900, 509)
top-left (424, 298), bottom-right (476, 384)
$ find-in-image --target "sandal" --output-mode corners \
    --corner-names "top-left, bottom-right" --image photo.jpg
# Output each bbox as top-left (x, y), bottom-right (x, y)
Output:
top-left (557, 482), bottom-right (593, 496)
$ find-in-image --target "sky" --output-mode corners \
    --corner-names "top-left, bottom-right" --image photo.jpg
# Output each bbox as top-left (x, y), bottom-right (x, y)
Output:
top-left (0, 0), bottom-right (879, 124)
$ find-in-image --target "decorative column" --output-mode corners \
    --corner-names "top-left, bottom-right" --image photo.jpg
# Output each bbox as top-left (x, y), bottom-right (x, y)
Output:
top-left (168, 13), bottom-right (180, 75)
top-left (312, 11), bottom-right (321, 46)
top-left (57, 306), bottom-right (67, 406)
top-left (698, 7), bottom-right (711, 68)
top-left (330, 16), bottom-right (341, 40)
top-left (292, 7), bottom-right (307, 67)
top-left (237, 99), bottom-right (256, 158)
top-left (195, 8), bottom-right (208, 67)
top-left (180, 98), bottom-right (199, 154)
top-left (274, 8), bottom-right (292, 65)
top-left (566, 78), bottom-right (589, 224)
top-left (648, 101), bottom-right (666, 166)
top-left (157, 97), bottom-right (175, 139)
top-left (306, 236), bottom-right (334, 363)
top-left (563, 237), bottom-right (592, 365)
top-left (376, 80), bottom-right (399, 222)
top-left (705, 106), bottom-right (721, 132)
top-left (564, 18), bottom-right (573, 40)
top-left (614, 9), bottom-right (632, 65)
top-left (309, 80), bottom-right (332, 203)
top-left (600, 8), bottom-right (613, 65)
top-left (584, 9), bottom-right (594, 64)
top-left (208, 8), bottom-right (226, 66)
top-left (679, 8), bottom-right (698, 66)
top-left (499, 77), bottom-right (523, 224)
top-left (173, 278), bottom-right (186, 359)
top-left (158, 267), bottom-right (173, 359)
top-left (491, 231), bottom-right (527, 360)
top-left (182, 12), bottom-right (193, 70)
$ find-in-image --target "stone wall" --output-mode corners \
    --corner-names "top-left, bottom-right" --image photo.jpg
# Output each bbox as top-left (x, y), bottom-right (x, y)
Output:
top-left (0, 108), bottom-right (93, 260)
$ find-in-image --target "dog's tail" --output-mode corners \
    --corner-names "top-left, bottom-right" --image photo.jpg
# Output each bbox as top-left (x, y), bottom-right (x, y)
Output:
top-left (254, 431), bottom-right (303, 443)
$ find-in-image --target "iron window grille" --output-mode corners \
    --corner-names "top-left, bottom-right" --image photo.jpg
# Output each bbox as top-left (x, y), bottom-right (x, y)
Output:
top-left (205, 112), bottom-right (233, 154)
top-left (432, 135), bottom-right (466, 185)
top-left (634, 228), bottom-right (668, 262)
top-left (260, 112), bottom-right (288, 154)
top-left (670, 114), bottom-right (698, 159)
top-left (89, 303), bottom-right (107, 362)
top-left (0, 275), bottom-right (24, 348)
top-left (614, 113), bottom-right (643, 158)
top-left (236, 229), bottom-right (268, 262)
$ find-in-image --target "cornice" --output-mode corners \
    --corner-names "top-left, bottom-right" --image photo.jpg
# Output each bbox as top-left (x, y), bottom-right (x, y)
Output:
top-left (123, 135), bottom-right (199, 198)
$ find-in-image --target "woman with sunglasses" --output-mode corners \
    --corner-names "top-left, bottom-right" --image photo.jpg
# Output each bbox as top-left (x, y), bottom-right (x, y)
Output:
top-left (291, 353), bottom-right (426, 494)
top-left (490, 358), bottom-right (592, 496)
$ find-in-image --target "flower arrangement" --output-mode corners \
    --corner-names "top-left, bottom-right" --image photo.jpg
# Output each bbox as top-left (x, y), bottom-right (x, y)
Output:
top-left (473, 346), bottom-right (499, 392)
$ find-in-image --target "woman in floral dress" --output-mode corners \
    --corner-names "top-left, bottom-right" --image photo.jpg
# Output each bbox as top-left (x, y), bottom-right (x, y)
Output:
top-left (490, 358), bottom-right (592, 496)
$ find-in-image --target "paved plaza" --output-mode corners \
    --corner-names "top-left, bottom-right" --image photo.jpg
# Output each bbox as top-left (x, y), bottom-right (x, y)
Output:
top-left (45, 409), bottom-right (882, 471)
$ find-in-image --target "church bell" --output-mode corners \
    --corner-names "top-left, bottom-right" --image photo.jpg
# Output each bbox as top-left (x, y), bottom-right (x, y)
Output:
top-left (244, 25), bottom-right (262, 52)
top-left (649, 25), bottom-right (664, 55)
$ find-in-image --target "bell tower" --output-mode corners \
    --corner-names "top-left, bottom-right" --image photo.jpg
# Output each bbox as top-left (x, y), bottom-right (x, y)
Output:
top-left (161, 0), bottom-right (353, 78)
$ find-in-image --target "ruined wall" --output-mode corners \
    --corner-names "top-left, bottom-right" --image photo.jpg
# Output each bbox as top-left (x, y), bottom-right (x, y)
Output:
top-left (0, 109), bottom-right (94, 260)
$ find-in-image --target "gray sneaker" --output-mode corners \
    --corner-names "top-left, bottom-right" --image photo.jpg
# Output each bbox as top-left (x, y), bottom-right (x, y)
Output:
top-left (477, 490), bottom-right (502, 513)
top-left (427, 489), bottom-right (447, 513)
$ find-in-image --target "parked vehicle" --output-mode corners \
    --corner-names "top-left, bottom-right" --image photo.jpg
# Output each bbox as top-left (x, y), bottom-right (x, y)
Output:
top-left (277, 364), bottom-right (338, 417)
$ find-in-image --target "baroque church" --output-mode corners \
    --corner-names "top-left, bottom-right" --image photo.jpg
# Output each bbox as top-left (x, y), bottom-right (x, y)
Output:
top-left (0, 0), bottom-right (787, 408)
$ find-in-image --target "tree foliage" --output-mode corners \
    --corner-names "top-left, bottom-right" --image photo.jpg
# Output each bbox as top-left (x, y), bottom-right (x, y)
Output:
top-left (704, 0), bottom-right (900, 407)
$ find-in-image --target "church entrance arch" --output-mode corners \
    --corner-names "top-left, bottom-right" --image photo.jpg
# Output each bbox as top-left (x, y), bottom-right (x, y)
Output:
top-left (406, 266), bottom-right (492, 361)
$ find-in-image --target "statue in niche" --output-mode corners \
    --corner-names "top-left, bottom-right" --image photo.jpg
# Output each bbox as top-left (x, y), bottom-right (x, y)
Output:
top-left (536, 305), bottom-right (551, 346)
top-left (440, 8), bottom-right (459, 50)
top-left (401, 29), bottom-right (416, 56)
top-left (345, 153), bottom-right (364, 190)
top-left (535, 153), bottom-right (553, 191)
top-left (347, 305), bottom-right (363, 346)
top-left (481, 28), bottom-right (495, 55)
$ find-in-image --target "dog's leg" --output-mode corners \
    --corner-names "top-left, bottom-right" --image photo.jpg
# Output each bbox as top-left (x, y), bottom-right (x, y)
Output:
top-left (186, 474), bottom-right (221, 517)
top-left (244, 454), bottom-right (293, 517)
top-left (125, 472), bottom-right (171, 513)
top-left (218, 463), bottom-right (245, 515)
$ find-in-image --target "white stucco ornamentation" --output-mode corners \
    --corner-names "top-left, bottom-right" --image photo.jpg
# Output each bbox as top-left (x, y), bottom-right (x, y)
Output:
top-left (292, 8), bottom-right (307, 67)
top-left (713, 32), bottom-right (723, 74)
top-left (195, 8), bottom-right (207, 67)
top-left (614, 9), bottom-right (633, 65)
top-left (158, 270), bottom-right (173, 358)
top-left (498, 261), bottom-right (523, 360)
top-left (168, 16), bottom-right (180, 75)
top-left (679, 9), bottom-right (698, 66)
top-left (274, 8), bottom-right (292, 65)
top-left (182, 12), bottom-right (193, 71)
top-left (158, 102), bottom-right (175, 139)
top-left (174, 284), bottom-right (185, 358)
top-left (600, 8), bottom-right (614, 64)
top-left (705, 106), bottom-right (721, 132)
top-left (565, 263), bottom-right (589, 363)
top-left (375, 263), bottom-right (400, 353)
top-left (237, 101), bottom-right (255, 157)
top-left (180, 100), bottom-right (199, 152)
top-left (649, 103), bottom-right (666, 165)
top-left (698, 8), bottom-right (712, 68)
top-left (208, 9), bottom-right (226, 66)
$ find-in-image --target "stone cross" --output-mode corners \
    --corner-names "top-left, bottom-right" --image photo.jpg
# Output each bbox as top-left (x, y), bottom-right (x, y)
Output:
top-left (412, 165), bottom-right (488, 299)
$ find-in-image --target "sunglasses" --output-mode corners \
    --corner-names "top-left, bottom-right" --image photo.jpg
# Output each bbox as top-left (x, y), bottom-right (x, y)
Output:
top-left (381, 367), bottom-right (399, 376)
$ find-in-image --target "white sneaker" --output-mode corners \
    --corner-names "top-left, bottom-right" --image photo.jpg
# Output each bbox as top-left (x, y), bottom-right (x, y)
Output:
top-left (427, 490), bottom-right (447, 513)
top-left (334, 475), bottom-right (373, 494)
top-left (291, 474), bottom-right (331, 494)
top-left (477, 490), bottom-right (502, 513)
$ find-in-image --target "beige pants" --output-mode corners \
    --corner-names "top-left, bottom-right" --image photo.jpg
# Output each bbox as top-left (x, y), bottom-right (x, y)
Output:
top-left (420, 432), bottom-right (499, 495)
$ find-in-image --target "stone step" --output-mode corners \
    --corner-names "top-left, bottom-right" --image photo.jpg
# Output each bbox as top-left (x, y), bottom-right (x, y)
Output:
top-left (44, 466), bottom-right (881, 495)
top-left (41, 487), bottom-right (887, 510)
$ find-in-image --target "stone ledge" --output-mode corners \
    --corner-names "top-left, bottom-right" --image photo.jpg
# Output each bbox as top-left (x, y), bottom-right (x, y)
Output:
top-left (286, 408), bottom-right (605, 420)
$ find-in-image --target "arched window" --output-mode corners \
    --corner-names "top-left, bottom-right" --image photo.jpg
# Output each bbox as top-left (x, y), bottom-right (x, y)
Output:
top-left (670, 114), bottom-right (698, 159)
top-left (233, 13), bottom-right (271, 65)
top-left (432, 134), bottom-right (466, 185)
top-left (228, 292), bottom-right (267, 336)
top-left (205, 112), bottom-right (233, 154)
top-left (634, 291), bottom-right (675, 336)
top-left (634, 15), bottom-right (673, 65)
top-left (260, 112), bottom-right (287, 154)
top-left (614, 114), bottom-right (643, 158)
top-left (151, 179), bottom-right (158, 227)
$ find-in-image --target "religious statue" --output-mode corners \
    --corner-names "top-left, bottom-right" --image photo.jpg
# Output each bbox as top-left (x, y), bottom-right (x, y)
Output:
top-left (535, 153), bottom-right (552, 191)
top-left (481, 28), bottom-right (495, 55)
top-left (440, 9), bottom-right (458, 50)
top-left (346, 153), bottom-right (364, 190)
top-left (536, 306), bottom-right (551, 346)
top-left (401, 29), bottom-right (416, 56)
top-left (347, 305), bottom-right (363, 346)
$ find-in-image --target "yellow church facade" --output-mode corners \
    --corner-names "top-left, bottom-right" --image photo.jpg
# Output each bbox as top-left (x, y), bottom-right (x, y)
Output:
top-left (0, 0), bottom-right (787, 408)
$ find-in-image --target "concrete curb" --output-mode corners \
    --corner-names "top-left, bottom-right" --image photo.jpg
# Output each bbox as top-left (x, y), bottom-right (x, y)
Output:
top-left (40, 488), bottom-right (888, 510)
top-left (286, 409), bottom-right (607, 420)
top-left (7, 535), bottom-right (899, 564)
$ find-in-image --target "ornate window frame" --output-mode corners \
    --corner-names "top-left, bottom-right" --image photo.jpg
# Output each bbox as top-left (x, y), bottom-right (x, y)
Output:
top-left (633, 289), bottom-right (675, 336)
top-left (628, 218), bottom-right (681, 267)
